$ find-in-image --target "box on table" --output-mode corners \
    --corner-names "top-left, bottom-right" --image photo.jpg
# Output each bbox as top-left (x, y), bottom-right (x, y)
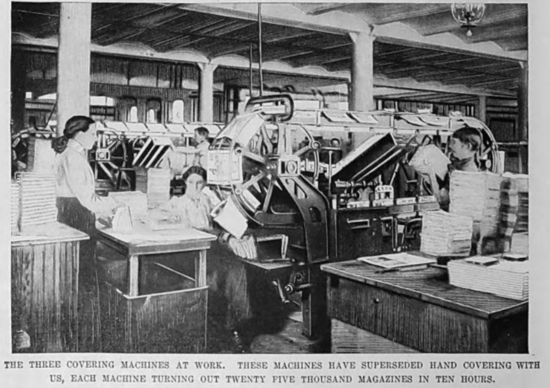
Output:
top-left (135, 167), bottom-right (171, 209)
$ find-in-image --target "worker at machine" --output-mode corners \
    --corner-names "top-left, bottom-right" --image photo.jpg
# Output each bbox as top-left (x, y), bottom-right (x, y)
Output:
top-left (52, 115), bottom-right (119, 352)
top-left (193, 126), bottom-right (210, 168)
top-left (420, 125), bottom-right (481, 210)
top-left (154, 166), bottom-right (265, 353)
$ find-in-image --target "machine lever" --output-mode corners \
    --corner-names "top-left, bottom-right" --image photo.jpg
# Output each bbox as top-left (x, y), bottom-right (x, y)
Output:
top-left (272, 279), bottom-right (290, 304)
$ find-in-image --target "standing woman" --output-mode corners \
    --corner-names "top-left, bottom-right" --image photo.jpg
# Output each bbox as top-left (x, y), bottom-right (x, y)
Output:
top-left (52, 115), bottom-right (117, 352)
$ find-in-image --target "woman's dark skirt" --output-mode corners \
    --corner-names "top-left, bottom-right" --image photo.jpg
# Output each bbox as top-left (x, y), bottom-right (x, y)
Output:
top-left (57, 197), bottom-right (102, 352)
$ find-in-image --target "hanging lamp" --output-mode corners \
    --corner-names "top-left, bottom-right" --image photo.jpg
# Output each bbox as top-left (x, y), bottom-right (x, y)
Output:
top-left (451, 3), bottom-right (486, 37)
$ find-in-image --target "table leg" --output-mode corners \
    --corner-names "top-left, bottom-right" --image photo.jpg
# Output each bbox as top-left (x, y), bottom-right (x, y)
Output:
top-left (195, 250), bottom-right (207, 287)
top-left (128, 255), bottom-right (139, 297)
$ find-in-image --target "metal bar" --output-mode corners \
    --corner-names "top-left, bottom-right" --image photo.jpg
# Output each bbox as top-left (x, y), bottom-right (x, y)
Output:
top-left (258, 3), bottom-right (263, 96)
top-left (249, 43), bottom-right (253, 97)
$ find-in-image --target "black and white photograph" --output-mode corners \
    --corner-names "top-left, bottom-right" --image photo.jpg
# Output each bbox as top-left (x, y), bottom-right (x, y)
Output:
top-left (3, 1), bottom-right (549, 386)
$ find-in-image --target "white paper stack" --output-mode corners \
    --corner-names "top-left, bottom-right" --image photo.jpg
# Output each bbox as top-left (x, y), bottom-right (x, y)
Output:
top-left (448, 259), bottom-right (529, 300)
top-left (18, 172), bottom-right (58, 230)
top-left (449, 171), bottom-right (503, 236)
top-left (11, 182), bottom-right (20, 234)
top-left (109, 191), bottom-right (148, 221)
top-left (135, 168), bottom-right (171, 209)
top-left (421, 210), bottom-right (473, 256)
top-left (26, 136), bottom-right (56, 173)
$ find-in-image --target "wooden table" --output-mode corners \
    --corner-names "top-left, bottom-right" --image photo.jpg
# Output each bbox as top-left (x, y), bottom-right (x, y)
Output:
top-left (11, 222), bottom-right (89, 352)
top-left (96, 223), bottom-right (216, 353)
top-left (321, 260), bottom-right (528, 353)
top-left (97, 223), bottom-right (216, 296)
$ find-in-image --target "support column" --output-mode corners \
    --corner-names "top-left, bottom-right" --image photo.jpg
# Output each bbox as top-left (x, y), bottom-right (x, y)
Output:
top-left (349, 30), bottom-right (375, 112)
top-left (197, 63), bottom-right (218, 123)
top-left (517, 62), bottom-right (528, 173)
top-left (477, 95), bottom-right (487, 124)
top-left (57, 3), bottom-right (92, 135)
top-left (11, 50), bottom-right (27, 133)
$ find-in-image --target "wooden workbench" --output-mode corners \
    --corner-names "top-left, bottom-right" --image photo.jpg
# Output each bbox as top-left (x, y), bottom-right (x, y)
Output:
top-left (11, 222), bottom-right (89, 352)
top-left (321, 260), bottom-right (528, 353)
top-left (96, 223), bottom-right (216, 353)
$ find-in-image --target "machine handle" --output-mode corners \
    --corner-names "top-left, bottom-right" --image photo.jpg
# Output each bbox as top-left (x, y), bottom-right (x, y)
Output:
top-left (347, 218), bottom-right (371, 230)
top-left (346, 218), bottom-right (371, 226)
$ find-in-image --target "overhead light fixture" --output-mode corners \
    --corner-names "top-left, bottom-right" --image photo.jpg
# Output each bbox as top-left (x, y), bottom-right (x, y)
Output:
top-left (451, 3), bottom-right (486, 37)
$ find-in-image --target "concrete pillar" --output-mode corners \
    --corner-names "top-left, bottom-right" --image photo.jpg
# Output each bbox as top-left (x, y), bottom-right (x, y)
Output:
top-left (197, 63), bottom-right (218, 122)
top-left (11, 50), bottom-right (26, 133)
top-left (56, 3), bottom-right (92, 135)
top-left (477, 95), bottom-right (487, 124)
top-left (517, 63), bottom-right (528, 142)
top-left (517, 62), bottom-right (528, 173)
top-left (349, 30), bottom-right (375, 112)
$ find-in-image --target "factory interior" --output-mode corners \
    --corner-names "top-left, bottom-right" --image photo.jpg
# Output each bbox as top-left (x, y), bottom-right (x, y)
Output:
top-left (10, 2), bottom-right (531, 354)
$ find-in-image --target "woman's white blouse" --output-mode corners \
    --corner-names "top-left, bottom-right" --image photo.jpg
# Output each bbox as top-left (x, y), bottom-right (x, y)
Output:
top-left (55, 139), bottom-right (116, 216)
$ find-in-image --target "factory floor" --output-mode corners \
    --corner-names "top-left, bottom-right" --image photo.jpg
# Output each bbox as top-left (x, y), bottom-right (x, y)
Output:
top-left (205, 308), bottom-right (417, 354)
top-left (205, 303), bottom-right (329, 354)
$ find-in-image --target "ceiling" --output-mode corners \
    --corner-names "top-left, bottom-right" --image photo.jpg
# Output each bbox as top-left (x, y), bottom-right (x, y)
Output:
top-left (12, 2), bottom-right (528, 105)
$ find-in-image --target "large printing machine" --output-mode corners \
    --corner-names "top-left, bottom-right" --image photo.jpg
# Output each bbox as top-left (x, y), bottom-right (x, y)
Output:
top-left (84, 94), bottom-right (500, 339)
top-left (203, 94), bottom-right (500, 339)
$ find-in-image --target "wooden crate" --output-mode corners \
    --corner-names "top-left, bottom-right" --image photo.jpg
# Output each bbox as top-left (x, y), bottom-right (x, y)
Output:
top-left (100, 262), bottom-right (208, 353)
top-left (11, 238), bottom-right (81, 352)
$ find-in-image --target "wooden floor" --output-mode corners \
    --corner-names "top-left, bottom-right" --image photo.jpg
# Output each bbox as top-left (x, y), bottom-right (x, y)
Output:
top-left (205, 308), bottom-right (418, 354)
top-left (249, 312), bottom-right (327, 354)
top-left (204, 301), bottom-right (330, 354)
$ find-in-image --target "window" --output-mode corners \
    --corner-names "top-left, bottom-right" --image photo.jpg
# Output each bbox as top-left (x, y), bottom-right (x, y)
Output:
top-left (118, 97), bottom-right (138, 122)
top-left (146, 98), bottom-right (162, 124)
top-left (147, 108), bottom-right (157, 124)
top-left (128, 106), bottom-right (138, 122)
top-left (172, 100), bottom-right (184, 123)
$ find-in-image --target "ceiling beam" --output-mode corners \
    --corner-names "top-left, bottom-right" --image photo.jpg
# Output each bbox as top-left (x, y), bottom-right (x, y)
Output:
top-left (358, 4), bottom-right (449, 26)
top-left (468, 25), bottom-right (527, 44)
top-left (376, 35), bottom-right (526, 63)
top-left (300, 3), bottom-right (352, 16)
top-left (177, 3), bottom-right (367, 35)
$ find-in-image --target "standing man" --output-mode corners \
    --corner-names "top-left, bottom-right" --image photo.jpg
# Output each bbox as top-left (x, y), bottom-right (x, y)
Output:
top-left (194, 126), bottom-right (210, 168)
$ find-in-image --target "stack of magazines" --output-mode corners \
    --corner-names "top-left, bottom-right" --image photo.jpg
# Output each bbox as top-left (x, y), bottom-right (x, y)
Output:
top-left (449, 171), bottom-right (502, 236)
top-left (448, 257), bottom-right (529, 300)
top-left (17, 172), bottom-right (58, 230)
top-left (358, 252), bottom-right (436, 270)
top-left (135, 168), bottom-right (171, 209)
top-left (510, 173), bottom-right (529, 232)
top-left (26, 135), bottom-right (55, 172)
top-left (420, 210), bottom-right (473, 256)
